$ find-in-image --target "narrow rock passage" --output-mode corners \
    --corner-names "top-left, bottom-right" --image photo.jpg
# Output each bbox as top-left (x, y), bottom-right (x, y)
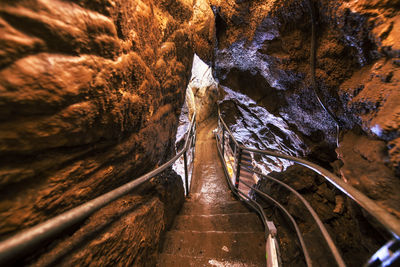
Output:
top-left (158, 117), bottom-right (265, 266)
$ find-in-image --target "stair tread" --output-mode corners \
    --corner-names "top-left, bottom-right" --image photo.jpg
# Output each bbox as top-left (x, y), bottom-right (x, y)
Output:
top-left (180, 200), bottom-right (251, 215)
top-left (160, 230), bottom-right (265, 264)
top-left (157, 253), bottom-right (260, 267)
top-left (172, 213), bottom-right (263, 232)
top-left (240, 171), bottom-right (254, 179)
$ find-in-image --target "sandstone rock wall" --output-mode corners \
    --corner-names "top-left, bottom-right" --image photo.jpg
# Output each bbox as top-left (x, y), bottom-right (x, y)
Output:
top-left (0, 0), bottom-right (212, 264)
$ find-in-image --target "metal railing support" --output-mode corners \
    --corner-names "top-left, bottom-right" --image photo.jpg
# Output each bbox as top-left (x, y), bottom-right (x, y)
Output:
top-left (222, 125), bottom-right (225, 157)
top-left (216, 107), bottom-right (400, 266)
top-left (246, 167), bottom-right (345, 267)
top-left (240, 180), bottom-right (312, 267)
top-left (266, 234), bottom-right (279, 267)
top-left (235, 147), bottom-right (242, 188)
top-left (184, 151), bottom-right (189, 196)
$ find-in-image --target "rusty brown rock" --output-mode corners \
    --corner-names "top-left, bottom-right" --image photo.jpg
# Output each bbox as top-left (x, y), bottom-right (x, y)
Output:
top-left (0, 0), bottom-right (204, 264)
top-left (191, 0), bottom-right (216, 64)
top-left (336, 131), bottom-right (400, 218)
top-left (253, 165), bottom-right (382, 266)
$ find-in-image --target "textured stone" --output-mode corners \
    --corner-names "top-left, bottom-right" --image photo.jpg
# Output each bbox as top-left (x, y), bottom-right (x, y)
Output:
top-left (336, 131), bottom-right (400, 218)
top-left (252, 165), bottom-right (382, 266)
top-left (28, 168), bottom-right (184, 267)
top-left (0, 0), bottom-right (201, 264)
top-left (210, 0), bottom-right (400, 219)
top-left (186, 54), bottom-right (219, 123)
top-left (192, 0), bottom-right (216, 64)
top-left (211, 2), bottom-right (400, 265)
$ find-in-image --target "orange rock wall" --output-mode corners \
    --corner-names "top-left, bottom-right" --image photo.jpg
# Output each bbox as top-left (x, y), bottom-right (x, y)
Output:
top-left (0, 0), bottom-right (214, 265)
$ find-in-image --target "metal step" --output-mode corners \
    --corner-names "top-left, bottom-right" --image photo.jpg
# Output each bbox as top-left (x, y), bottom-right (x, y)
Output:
top-left (239, 160), bottom-right (254, 170)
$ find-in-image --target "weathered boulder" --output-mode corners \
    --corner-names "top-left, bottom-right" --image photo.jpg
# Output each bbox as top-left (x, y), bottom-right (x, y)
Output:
top-left (0, 0), bottom-right (205, 264)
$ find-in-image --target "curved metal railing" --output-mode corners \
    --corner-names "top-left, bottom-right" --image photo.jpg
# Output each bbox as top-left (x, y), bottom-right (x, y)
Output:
top-left (0, 113), bottom-right (196, 265)
top-left (215, 109), bottom-right (400, 267)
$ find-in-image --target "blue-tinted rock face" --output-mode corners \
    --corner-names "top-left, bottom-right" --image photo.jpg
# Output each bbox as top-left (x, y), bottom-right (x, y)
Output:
top-left (210, 0), bottom-right (400, 265)
top-left (210, 0), bottom-right (400, 201)
top-left (219, 86), bottom-right (306, 174)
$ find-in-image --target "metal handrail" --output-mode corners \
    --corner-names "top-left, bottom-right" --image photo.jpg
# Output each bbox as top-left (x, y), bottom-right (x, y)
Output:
top-left (239, 179), bottom-right (311, 267)
top-left (241, 167), bottom-right (336, 267)
top-left (307, 0), bottom-right (341, 147)
top-left (217, 114), bottom-right (336, 267)
top-left (0, 113), bottom-right (197, 265)
top-left (217, 108), bottom-right (400, 266)
top-left (218, 109), bottom-right (400, 238)
top-left (214, 131), bottom-right (282, 267)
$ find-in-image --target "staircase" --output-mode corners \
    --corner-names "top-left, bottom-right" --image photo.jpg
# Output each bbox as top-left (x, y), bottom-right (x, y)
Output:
top-left (157, 118), bottom-right (265, 266)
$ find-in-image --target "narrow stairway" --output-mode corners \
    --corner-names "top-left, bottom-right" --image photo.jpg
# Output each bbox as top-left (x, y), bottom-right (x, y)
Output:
top-left (158, 117), bottom-right (265, 266)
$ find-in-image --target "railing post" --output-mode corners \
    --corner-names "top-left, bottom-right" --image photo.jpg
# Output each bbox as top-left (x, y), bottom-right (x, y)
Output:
top-left (235, 147), bottom-right (242, 189)
top-left (222, 126), bottom-right (225, 157)
top-left (190, 123), bottom-right (195, 164)
top-left (191, 135), bottom-right (195, 162)
top-left (184, 151), bottom-right (189, 196)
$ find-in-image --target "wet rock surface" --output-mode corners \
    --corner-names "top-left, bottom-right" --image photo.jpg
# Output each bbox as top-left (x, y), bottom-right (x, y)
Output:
top-left (0, 0), bottom-right (210, 264)
top-left (211, 0), bottom-right (400, 221)
top-left (219, 85), bottom-right (306, 174)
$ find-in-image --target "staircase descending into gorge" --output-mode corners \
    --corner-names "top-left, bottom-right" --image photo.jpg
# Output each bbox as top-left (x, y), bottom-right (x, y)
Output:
top-left (157, 118), bottom-right (265, 266)
top-left (158, 110), bottom-right (400, 267)
top-left (1, 111), bottom-right (400, 267)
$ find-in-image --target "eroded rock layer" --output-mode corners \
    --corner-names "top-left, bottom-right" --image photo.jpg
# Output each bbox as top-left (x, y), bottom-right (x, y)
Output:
top-left (211, 0), bottom-right (400, 219)
top-left (0, 0), bottom-right (213, 264)
top-left (211, 0), bottom-right (399, 265)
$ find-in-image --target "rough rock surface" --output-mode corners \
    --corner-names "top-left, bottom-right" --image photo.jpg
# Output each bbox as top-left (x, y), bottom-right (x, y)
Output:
top-left (336, 131), bottom-right (400, 218)
top-left (191, 0), bottom-right (216, 65)
top-left (0, 0), bottom-right (211, 264)
top-left (252, 165), bottom-right (383, 266)
top-left (186, 54), bottom-right (219, 124)
top-left (30, 168), bottom-right (184, 267)
top-left (211, 0), bottom-right (400, 265)
top-left (210, 0), bottom-right (400, 217)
